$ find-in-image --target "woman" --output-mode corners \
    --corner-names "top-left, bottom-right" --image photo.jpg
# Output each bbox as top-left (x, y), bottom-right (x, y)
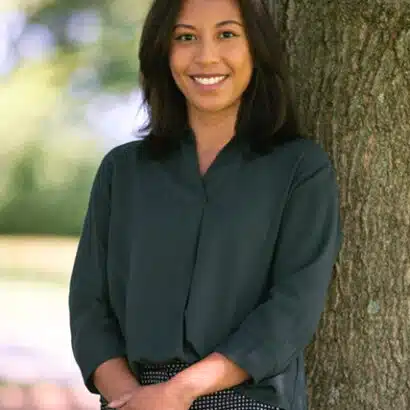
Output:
top-left (69, 0), bottom-right (343, 409)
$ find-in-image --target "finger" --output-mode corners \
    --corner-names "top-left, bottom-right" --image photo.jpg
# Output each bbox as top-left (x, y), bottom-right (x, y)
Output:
top-left (107, 393), bottom-right (133, 409)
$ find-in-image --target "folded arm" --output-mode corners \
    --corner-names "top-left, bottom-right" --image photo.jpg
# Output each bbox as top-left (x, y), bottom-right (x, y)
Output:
top-left (68, 155), bottom-right (139, 399)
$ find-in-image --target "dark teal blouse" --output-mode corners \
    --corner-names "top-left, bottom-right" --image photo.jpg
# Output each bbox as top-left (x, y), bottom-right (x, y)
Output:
top-left (69, 133), bottom-right (342, 409)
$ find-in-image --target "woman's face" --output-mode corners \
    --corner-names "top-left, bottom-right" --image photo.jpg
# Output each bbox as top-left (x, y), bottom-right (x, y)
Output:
top-left (169, 0), bottom-right (253, 118)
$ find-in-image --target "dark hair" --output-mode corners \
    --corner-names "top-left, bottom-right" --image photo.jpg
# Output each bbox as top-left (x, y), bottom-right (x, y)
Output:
top-left (138, 0), bottom-right (300, 152)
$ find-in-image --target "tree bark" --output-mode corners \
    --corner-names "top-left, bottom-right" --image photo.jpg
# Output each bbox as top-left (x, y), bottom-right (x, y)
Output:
top-left (275, 1), bottom-right (410, 408)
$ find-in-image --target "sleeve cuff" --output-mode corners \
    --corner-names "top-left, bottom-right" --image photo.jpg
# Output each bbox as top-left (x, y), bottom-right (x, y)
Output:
top-left (73, 334), bottom-right (126, 393)
top-left (215, 343), bottom-right (275, 384)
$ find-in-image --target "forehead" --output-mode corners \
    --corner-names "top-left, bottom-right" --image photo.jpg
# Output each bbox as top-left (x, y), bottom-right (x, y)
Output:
top-left (177, 0), bottom-right (242, 23)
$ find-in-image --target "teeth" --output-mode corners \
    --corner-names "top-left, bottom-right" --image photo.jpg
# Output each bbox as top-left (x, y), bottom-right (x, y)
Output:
top-left (193, 76), bottom-right (226, 85)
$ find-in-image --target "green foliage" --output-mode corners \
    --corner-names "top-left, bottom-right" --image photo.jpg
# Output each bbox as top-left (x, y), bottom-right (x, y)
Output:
top-left (0, 1), bottom-right (152, 235)
top-left (24, 0), bottom-right (151, 90)
top-left (0, 139), bottom-right (101, 236)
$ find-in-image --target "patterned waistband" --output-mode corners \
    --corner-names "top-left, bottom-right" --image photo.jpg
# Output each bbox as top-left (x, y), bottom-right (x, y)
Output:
top-left (137, 359), bottom-right (188, 370)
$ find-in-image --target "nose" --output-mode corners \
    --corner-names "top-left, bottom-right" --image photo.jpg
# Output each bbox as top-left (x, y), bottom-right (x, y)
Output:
top-left (195, 38), bottom-right (219, 65)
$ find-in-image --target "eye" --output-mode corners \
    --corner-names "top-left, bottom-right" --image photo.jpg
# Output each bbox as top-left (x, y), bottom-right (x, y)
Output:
top-left (219, 31), bottom-right (238, 39)
top-left (174, 33), bottom-right (196, 42)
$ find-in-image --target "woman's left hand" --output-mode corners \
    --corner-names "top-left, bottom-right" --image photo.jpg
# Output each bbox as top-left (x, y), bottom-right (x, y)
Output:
top-left (107, 379), bottom-right (196, 410)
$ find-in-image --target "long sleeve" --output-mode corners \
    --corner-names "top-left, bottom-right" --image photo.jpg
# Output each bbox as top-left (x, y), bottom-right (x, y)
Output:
top-left (69, 154), bottom-right (126, 393)
top-left (214, 156), bottom-right (343, 384)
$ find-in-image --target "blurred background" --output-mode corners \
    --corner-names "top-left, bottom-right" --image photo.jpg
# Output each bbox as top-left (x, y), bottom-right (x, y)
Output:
top-left (0, 0), bottom-right (151, 408)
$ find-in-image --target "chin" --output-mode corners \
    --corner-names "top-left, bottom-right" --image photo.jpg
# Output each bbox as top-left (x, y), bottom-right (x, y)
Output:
top-left (198, 105), bottom-right (228, 113)
top-left (192, 100), bottom-right (238, 115)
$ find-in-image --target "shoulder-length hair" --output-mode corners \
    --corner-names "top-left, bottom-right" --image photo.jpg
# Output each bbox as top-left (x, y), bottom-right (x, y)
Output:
top-left (138, 0), bottom-right (300, 152)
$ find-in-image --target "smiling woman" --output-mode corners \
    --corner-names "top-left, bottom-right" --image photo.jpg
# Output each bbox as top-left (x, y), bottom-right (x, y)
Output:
top-left (68, 1), bottom-right (342, 410)
top-left (170, 2), bottom-right (253, 127)
top-left (138, 0), bottom-right (299, 151)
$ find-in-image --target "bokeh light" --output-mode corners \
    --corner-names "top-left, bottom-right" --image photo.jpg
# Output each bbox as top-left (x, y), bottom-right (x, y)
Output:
top-left (0, 1), bottom-right (150, 409)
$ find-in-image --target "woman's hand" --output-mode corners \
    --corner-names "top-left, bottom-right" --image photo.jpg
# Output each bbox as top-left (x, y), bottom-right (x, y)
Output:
top-left (108, 380), bottom-right (196, 410)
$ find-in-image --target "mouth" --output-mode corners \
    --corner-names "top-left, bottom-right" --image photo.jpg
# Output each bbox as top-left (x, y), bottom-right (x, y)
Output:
top-left (190, 75), bottom-right (229, 86)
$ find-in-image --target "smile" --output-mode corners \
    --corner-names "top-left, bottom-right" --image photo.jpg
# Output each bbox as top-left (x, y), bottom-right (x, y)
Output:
top-left (191, 76), bottom-right (228, 85)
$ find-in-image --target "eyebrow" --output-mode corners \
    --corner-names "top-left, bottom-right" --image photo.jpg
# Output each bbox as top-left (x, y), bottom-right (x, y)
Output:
top-left (174, 20), bottom-right (243, 30)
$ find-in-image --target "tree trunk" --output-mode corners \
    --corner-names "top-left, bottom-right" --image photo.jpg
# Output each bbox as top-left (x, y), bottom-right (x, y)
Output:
top-left (275, 1), bottom-right (410, 409)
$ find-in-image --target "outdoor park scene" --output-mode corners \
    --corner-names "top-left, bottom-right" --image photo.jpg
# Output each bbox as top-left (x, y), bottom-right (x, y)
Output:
top-left (0, 0), bottom-right (150, 408)
top-left (1, 0), bottom-right (409, 409)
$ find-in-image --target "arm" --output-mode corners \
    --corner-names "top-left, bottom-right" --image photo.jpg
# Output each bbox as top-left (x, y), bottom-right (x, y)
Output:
top-left (94, 358), bottom-right (140, 402)
top-left (68, 155), bottom-right (139, 398)
top-left (213, 160), bottom-right (343, 384)
top-left (169, 157), bottom-right (342, 396)
top-left (168, 352), bottom-right (250, 399)
top-left (107, 353), bottom-right (248, 409)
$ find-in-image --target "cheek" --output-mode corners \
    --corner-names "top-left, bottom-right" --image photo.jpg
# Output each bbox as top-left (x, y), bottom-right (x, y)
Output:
top-left (169, 52), bottom-right (179, 78)
top-left (170, 48), bottom-right (189, 78)
top-left (227, 48), bottom-right (253, 77)
top-left (169, 51), bottom-right (191, 96)
top-left (241, 50), bottom-right (253, 74)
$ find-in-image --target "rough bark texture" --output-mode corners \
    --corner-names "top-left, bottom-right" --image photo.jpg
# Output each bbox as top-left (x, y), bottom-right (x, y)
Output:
top-left (275, 1), bottom-right (410, 409)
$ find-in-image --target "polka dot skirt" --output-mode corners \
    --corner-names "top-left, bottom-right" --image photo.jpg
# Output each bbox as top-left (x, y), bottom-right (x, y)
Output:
top-left (100, 361), bottom-right (282, 410)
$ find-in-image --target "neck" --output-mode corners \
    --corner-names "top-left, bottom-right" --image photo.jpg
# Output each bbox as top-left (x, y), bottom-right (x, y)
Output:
top-left (188, 105), bottom-right (239, 151)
